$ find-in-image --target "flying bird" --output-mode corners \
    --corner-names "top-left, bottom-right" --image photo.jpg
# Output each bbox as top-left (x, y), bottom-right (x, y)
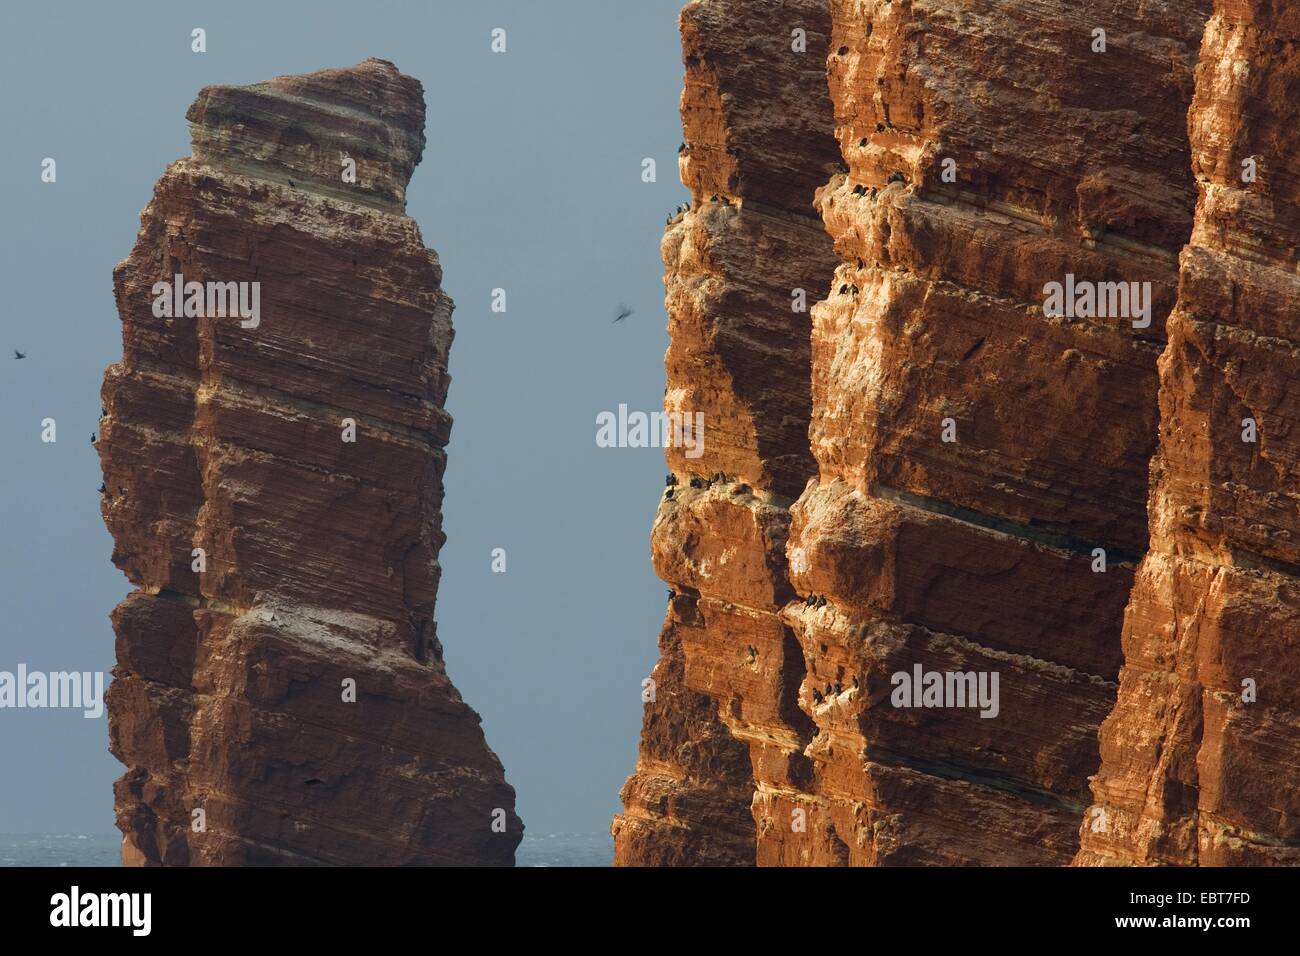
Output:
top-left (612, 304), bottom-right (634, 323)
top-left (13, 350), bottom-right (25, 359)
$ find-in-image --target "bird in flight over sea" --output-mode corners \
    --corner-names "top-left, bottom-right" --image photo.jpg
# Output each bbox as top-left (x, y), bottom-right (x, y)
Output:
top-left (13, 350), bottom-right (26, 359)
top-left (612, 304), bottom-right (634, 323)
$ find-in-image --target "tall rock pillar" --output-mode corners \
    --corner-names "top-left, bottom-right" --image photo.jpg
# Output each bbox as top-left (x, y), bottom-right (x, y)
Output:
top-left (612, 0), bottom-right (841, 865)
top-left (100, 59), bottom-right (521, 866)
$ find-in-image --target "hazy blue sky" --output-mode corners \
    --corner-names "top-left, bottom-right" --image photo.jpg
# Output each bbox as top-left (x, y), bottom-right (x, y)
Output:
top-left (0, 0), bottom-right (687, 839)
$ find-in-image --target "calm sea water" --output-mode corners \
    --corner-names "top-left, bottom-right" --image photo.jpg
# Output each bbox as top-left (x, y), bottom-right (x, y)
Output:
top-left (0, 832), bottom-right (612, 867)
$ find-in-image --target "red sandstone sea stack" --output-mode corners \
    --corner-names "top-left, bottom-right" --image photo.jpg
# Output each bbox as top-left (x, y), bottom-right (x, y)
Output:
top-left (611, 0), bottom-right (841, 866)
top-left (99, 59), bottom-right (521, 866)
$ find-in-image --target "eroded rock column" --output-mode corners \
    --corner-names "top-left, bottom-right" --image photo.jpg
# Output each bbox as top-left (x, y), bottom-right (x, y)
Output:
top-left (611, 0), bottom-right (840, 866)
top-left (100, 59), bottom-right (521, 866)
top-left (1078, 1), bottom-right (1300, 867)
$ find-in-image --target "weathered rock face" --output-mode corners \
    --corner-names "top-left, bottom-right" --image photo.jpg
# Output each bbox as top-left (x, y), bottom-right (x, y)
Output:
top-left (1077, 2), bottom-right (1300, 867)
top-left (611, 0), bottom-right (841, 866)
top-left (617, 0), bottom-right (1217, 866)
top-left (776, 0), bottom-right (1210, 866)
top-left (99, 59), bottom-right (521, 866)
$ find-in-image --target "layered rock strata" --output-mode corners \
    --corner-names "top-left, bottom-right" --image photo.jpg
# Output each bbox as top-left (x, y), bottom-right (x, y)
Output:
top-left (617, 0), bottom-right (1215, 865)
top-left (611, 0), bottom-right (841, 865)
top-left (775, 0), bottom-right (1210, 866)
top-left (99, 59), bottom-right (521, 866)
top-left (1077, 1), bottom-right (1300, 867)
